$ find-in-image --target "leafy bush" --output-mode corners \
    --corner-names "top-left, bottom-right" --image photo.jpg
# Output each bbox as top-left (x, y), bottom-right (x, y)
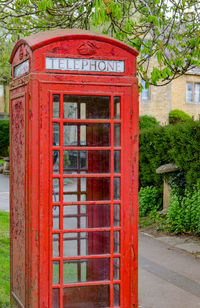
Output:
top-left (167, 120), bottom-right (200, 188)
top-left (139, 125), bottom-right (172, 189)
top-left (0, 120), bottom-right (9, 157)
top-left (139, 115), bottom-right (160, 130)
top-left (167, 170), bottom-right (187, 196)
top-left (139, 120), bottom-right (200, 190)
top-left (169, 109), bottom-right (192, 124)
top-left (139, 186), bottom-right (162, 217)
top-left (167, 187), bottom-right (200, 234)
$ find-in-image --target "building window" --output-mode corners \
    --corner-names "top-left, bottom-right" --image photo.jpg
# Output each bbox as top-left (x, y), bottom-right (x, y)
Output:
top-left (141, 79), bottom-right (150, 101)
top-left (194, 83), bottom-right (200, 103)
top-left (186, 82), bottom-right (200, 104)
top-left (0, 85), bottom-right (3, 98)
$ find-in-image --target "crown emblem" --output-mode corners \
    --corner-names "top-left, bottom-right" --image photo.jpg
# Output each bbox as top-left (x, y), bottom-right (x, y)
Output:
top-left (78, 42), bottom-right (97, 55)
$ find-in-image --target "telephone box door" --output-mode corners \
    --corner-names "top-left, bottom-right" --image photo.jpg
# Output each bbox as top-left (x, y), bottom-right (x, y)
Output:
top-left (41, 84), bottom-right (138, 308)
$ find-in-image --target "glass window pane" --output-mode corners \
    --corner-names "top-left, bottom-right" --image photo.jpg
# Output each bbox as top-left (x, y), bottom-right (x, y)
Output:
top-left (63, 258), bottom-right (110, 283)
top-left (63, 178), bottom-right (78, 202)
top-left (114, 124), bottom-right (120, 147)
top-left (64, 205), bottom-right (77, 215)
top-left (63, 285), bottom-right (109, 308)
top-left (63, 151), bottom-right (110, 173)
top-left (63, 178), bottom-right (77, 192)
top-left (63, 124), bottom-right (110, 147)
top-left (87, 151), bottom-right (110, 173)
top-left (114, 231), bottom-right (120, 254)
top-left (81, 194), bottom-right (87, 201)
top-left (80, 151), bottom-right (87, 169)
top-left (63, 216), bottom-right (77, 230)
top-left (63, 231), bottom-right (110, 257)
top-left (63, 178), bottom-right (110, 201)
top-left (53, 206), bottom-right (59, 230)
top-left (186, 82), bottom-right (193, 103)
top-left (63, 125), bottom-right (77, 146)
top-left (81, 178), bottom-right (86, 191)
top-left (80, 204), bottom-right (87, 214)
top-left (53, 123), bottom-right (59, 146)
top-left (113, 284), bottom-right (120, 306)
top-left (52, 289), bottom-right (59, 308)
top-left (80, 216), bottom-right (87, 228)
top-left (53, 151), bottom-right (59, 174)
top-left (53, 178), bottom-right (60, 202)
top-left (63, 99), bottom-right (78, 119)
top-left (114, 258), bottom-right (120, 280)
top-left (114, 178), bottom-right (120, 200)
top-left (53, 94), bottom-right (60, 118)
top-left (114, 204), bottom-right (120, 227)
top-left (194, 83), bottom-right (200, 104)
top-left (114, 151), bottom-right (120, 173)
top-left (114, 96), bottom-right (120, 119)
top-left (63, 95), bottom-right (110, 119)
top-left (53, 261), bottom-right (59, 285)
top-left (63, 204), bottom-right (110, 230)
top-left (53, 234), bottom-right (60, 257)
top-left (63, 233), bottom-right (79, 257)
top-left (86, 124), bottom-right (110, 146)
top-left (80, 125), bottom-right (86, 146)
top-left (63, 194), bottom-right (78, 202)
top-left (80, 102), bottom-right (86, 119)
top-left (87, 204), bottom-right (110, 227)
top-left (63, 151), bottom-right (78, 172)
top-left (86, 178), bottom-right (110, 201)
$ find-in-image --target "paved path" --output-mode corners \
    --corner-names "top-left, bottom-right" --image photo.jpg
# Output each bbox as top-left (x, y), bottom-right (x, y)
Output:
top-left (0, 173), bottom-right (9, 211)
top-left (139, 232), bottom-right (200, 308)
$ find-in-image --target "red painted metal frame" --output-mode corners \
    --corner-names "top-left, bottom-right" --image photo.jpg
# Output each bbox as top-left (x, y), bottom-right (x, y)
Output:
top-left (10, 30), bottom-right (138, 308)
top-left (50, 92), bottom-right (119, 306)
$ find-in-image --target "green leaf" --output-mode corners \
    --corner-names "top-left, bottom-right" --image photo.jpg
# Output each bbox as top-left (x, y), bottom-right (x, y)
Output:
top-left (156, 50), bottom-right (163, 65)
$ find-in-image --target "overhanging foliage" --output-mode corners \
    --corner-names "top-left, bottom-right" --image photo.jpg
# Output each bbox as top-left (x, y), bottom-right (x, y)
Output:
top-left (0, 0), bottom-right (200, 85)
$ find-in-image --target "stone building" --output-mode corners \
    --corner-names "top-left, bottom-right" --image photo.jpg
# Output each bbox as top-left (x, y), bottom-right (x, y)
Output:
top-left (139, 68), bottom-right (200, 125)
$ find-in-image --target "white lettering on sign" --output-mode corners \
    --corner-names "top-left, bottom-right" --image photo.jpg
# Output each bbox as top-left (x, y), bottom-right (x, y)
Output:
top-left (14, 60), bottom-right (29, 78)
top-left (46, 57), bottom-right (125, 73)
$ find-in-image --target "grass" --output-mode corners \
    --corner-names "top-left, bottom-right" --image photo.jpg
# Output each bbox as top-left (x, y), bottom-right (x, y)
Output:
top-left (0, 211), bottom-right (10, 307)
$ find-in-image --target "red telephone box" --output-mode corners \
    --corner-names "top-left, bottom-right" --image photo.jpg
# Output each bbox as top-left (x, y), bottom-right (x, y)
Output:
top-left (10, 29), bottom-right (139, 308)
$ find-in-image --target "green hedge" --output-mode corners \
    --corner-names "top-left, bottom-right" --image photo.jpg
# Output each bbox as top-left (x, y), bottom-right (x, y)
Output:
top-left (139, 120), bottom-right (200, 190)
top-left (169, 109), bottom-right (192, 124)
top-left (139, 125), bottom-right (171, 189)
top-left (139, 115), bottom-right (160, 130)
top-left (0, 120), bottom-right (9, 157)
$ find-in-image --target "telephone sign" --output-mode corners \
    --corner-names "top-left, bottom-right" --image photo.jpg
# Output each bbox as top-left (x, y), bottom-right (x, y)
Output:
top-left (46, 57), bottom-right (125, 73)
top-left (10, 29), bottom-right (139, 308)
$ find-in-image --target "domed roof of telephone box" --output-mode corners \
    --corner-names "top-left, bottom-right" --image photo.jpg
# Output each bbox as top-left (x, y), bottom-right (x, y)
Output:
top-left (10, 29), bottom-right (138, 63)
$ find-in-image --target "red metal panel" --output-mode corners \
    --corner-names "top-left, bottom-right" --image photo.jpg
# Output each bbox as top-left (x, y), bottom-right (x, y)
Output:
top-left (10, 94), bottom-right (26, 307)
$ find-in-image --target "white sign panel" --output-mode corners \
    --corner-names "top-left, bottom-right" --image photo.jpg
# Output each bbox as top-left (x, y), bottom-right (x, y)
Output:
top-left (46, 57), bottom-right (125, 73)
top-left (14, 60), bottom-right (29, 78)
